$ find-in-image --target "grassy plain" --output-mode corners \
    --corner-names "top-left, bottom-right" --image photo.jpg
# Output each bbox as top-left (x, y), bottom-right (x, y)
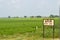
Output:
top-left (0, 18), bottom-right (59, 40)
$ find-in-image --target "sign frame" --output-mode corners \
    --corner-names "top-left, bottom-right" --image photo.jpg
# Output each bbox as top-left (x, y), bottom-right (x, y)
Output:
top-left (43, 18), bottom-right (55, 40)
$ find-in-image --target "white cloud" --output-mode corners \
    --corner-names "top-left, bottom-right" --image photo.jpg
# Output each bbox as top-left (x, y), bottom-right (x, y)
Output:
top-left (11, 0), bottom-right (16, 4)
top-left (0, 0), bottom-right (4, 2)
top-left (0, 0), bottom-right (59, 17)
top-left (57, 0), bottom-right (60, 6)
top-left (40, 0), bottom-right (47, 5)
top-left (6, 0), bottom-right (21, 9)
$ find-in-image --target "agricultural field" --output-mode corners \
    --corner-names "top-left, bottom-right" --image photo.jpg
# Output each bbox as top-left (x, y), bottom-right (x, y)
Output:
top-left (0, 18), bottom-right (59, 40)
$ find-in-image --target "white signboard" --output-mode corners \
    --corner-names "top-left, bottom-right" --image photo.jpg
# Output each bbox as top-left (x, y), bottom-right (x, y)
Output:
top-left (43, 19), bottom-right (54, 26)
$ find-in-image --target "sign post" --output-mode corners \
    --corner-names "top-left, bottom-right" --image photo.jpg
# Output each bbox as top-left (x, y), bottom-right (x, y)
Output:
top-left (43, 19), bottom-right (55, 40)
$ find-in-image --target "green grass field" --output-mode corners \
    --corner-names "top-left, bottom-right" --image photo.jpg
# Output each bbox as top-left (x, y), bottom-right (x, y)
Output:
top-left (0, 18), bottom-right (59, 40)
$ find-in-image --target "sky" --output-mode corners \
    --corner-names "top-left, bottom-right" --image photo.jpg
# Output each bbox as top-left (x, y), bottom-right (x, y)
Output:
top-left (0, 0), bottom-right (60, 17)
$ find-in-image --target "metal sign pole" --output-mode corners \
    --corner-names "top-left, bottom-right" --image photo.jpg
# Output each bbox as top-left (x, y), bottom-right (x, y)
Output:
top-left (43, 19), bottom-right (45, 40)
top-left (53, 25), bottom-right (54, 40)
top-left (43, 25), bottom-right (45, 40)
top-left (52, 19), bottom-right (55, 40)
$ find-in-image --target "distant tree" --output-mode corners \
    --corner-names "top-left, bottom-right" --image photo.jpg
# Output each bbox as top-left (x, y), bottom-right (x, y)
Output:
top-left (24, 16), bottom-right (27, 18)
top-left (14, 16), bottom-right (19, 18)
top-left (8, 16), bottom-right (10, 18)
top-left (49, 14), bottom-right (54, 18)
top-left (54, 15), bottom-right (59, 17)
top-left (49, 14), bottom-right (59, 18)
top-left (16, 16), bottom-right (19, 18)
top-left (30, 16), bottom-right (34, 18)
top-left (36, 16), bottom-right (41, 18)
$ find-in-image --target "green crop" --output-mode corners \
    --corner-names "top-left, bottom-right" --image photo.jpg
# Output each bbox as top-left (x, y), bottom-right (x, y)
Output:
top-left (0, 18), bottom-right (59, 38)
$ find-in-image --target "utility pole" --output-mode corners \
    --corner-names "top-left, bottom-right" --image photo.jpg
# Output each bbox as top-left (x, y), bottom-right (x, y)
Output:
top-left (59, 5), bottom-right (60, 40)
top-left (59, 5), bottom-right (60, 19)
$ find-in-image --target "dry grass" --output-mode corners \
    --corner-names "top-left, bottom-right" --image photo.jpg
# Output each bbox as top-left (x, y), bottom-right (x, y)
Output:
top-left (0, 34), bottom-right (59, 40)
top-left (0, 38), bottom-right (59, 40)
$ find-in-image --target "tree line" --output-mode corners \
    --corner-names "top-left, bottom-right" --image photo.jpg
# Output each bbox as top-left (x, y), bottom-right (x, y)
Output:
top-left (8, 14), bottom-right (59, 18)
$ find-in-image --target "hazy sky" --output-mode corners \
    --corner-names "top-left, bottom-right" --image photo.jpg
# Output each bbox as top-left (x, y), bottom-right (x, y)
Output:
top-left (0, 0), bottom-right (60, 17)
